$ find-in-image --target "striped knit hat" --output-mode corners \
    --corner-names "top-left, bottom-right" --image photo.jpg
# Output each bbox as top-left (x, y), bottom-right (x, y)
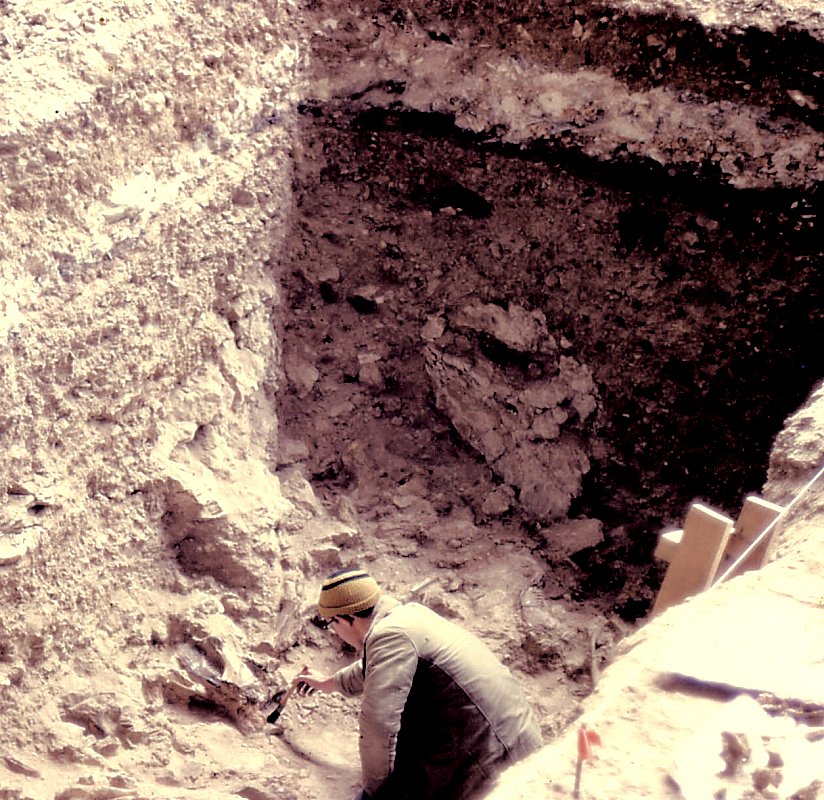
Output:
top-left (317, 567), bottom-right (381, 618)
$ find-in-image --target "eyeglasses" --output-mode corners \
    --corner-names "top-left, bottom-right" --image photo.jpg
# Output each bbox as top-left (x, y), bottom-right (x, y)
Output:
top-left (311, 615), bottom-right (351, 630)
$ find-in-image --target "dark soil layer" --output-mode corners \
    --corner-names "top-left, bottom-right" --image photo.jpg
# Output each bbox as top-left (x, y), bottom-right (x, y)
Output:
top-left (277, 99), bottom-right (821, 618)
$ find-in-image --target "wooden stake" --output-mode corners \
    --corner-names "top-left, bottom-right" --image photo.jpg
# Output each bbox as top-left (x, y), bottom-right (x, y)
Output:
top-left (573, 759), bottom-right (583, 798)
top-left (653, 529), bottom-right (683, 563)
top-left (652, 503), bottom-right (733, 616)
top-left (715, 496), bottom-right (783, 581)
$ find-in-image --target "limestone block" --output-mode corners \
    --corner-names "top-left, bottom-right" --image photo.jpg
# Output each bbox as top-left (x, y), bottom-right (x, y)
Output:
top-left (424, 345), bottom-right (595, 519)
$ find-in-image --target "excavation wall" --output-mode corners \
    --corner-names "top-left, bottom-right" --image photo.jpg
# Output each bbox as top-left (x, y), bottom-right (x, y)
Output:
top-left (0, 1), bottom-right (821, 798)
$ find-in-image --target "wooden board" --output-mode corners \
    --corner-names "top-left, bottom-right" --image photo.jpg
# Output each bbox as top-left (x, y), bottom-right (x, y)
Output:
top-left (715, 496), bottom-right (784, 582)
top-left (652, 504), bottom-right (733, 616)
top-left (654, 529), bottom-right (683, 563)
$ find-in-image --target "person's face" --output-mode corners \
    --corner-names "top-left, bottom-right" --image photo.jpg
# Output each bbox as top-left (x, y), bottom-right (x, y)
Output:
top-left (330, 616), bottom-right (361, 649)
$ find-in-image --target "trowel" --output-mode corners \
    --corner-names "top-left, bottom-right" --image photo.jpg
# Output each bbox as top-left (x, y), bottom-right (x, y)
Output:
top-left (266, 666), bottom-right (309, 724)
top-left (266, 683), bottom-right (297, 724)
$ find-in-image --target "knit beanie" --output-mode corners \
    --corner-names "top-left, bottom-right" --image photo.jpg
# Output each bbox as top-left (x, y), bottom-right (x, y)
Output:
top-left (317, 568), bottom-right (381, 618)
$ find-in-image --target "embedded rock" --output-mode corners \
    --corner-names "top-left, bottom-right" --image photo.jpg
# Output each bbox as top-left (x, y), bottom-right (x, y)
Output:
top-left (424, 345), bottom-right (596, 519)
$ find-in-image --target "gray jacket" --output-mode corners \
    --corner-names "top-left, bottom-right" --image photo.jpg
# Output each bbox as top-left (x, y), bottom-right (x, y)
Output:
top-left (334, 596), bottom-right (541, 800)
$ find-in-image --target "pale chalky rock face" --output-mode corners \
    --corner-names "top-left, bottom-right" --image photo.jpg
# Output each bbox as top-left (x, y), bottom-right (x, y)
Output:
top-left (0, 1), bottom-right (324, 796)
top-left (1, 0), bottom-right (822, 798)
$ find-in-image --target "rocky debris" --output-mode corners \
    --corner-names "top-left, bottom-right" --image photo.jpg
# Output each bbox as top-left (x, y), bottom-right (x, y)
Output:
top-left (669, 695), bottom-right (824, 800)
top-left (154, 473), bottom-right (288, 593)
top-left (158, 646), bottom-right (264, 734)
top-left (283, 346), bottom-right (322, 399)
top-left (60, 693), bottom-right (147, 753)
top-left (281, 75), bottom-right (821, 553)
top-left (517, 586), bottom-right (613, 680)
top-left (450, 301), bottom-right (552, 353)
top-left (618, 0), bottom-right (824, 34)
top-left (331, 1), bottom-right (824, 128)
top-left (767, 384), bottom-right (824, 502)
top-left (0, 522), bottom-right (41, 566)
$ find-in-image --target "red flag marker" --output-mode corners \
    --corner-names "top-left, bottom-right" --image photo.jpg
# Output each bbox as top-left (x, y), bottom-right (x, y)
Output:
top-left (573, 724), bottom-right (602, 798)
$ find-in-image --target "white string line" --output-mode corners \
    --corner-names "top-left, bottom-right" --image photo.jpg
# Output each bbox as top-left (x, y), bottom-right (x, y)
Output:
top-left (712, 463), bottom-right (824, 587)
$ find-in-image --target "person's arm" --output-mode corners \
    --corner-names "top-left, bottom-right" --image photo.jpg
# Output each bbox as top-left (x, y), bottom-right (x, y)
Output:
top-left (358, 627), bottom-right (419, 796)
top-left (335, 659), bottom-right (366, 695)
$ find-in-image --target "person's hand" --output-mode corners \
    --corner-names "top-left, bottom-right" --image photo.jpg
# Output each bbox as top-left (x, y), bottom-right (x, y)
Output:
top-left (292, 668), bottom-right (336, 695)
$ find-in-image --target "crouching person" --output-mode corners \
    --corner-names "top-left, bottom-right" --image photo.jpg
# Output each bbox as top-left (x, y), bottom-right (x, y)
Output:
top-left (295, 567), bottom-right (542, 800)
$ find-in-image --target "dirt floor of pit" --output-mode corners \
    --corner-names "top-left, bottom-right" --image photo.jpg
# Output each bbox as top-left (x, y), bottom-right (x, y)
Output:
top-left (265, 531), bottom-right (623, 800)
